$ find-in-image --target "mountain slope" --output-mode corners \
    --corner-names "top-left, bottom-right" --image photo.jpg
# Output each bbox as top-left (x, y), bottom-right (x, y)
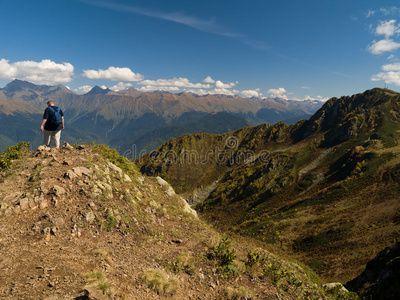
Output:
top-left (0, 143), bottom-right (351, 299)
top-left (137, 88), bottom-right (400, 283)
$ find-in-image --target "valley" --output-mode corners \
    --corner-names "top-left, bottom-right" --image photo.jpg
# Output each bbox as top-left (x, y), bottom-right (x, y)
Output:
top-left (138, 88), bottom-right (400, 298)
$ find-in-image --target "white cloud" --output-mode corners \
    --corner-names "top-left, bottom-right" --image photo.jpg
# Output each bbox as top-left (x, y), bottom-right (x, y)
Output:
top-left (268, 87), bottom-right (288, 99)
top-left (375, 20), bottom-right (400, 38)
top-left (368, 39), bottom-right (400, 54)
top-left (210, 88), bottom-right (236, 96)
top-left (318, 96), bottom-right (329, 101)
top-left (371, 62), bottom-right (400, 85)
top-left (138, 77), bottom-right (210, 89)
top-left (203, 76), bottom-right (215, 83)
top-left (110, 82), bottom-right (133, 91)
top-left (301, 86), bottom-right (311, 89)
top-left (215, 80), bottom-right (236, 89)
top-left (291, 95), bottom-right (329, 102)
top-left (382, 62), bottom-right (400, 71)
top-left (0, 58), bottom-right (74, 84)
top-left (302, 96), bottom-right (314, 101)
top-left (82, 66), bottom-right (144, 81)
top-left (74, 85), bottom-right (93, 94)
top-left (240, 89), bottom-right (261, 98)
top-left (371, 71), bottom-right (400, 85)
top-left (138, 85), bottom-right (180, 92)
top-left (184, 89), bottom-right (209, 95)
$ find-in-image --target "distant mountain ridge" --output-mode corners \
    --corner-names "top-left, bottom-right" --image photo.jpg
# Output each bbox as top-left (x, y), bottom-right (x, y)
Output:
top-left (0, 80), bottom-right (324, 153)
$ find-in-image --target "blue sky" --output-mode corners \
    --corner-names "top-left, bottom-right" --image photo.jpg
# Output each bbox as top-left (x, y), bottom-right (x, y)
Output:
top-left (1, 0), bottom-right (400, 100)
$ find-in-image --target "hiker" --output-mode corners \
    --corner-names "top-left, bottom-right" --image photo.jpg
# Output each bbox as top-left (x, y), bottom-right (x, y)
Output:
top-left (40, 100), bottom-right (65, 148)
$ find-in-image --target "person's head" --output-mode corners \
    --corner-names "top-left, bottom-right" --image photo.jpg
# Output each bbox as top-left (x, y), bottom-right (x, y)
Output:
top-left (47, 100), bottom-right (54, 106)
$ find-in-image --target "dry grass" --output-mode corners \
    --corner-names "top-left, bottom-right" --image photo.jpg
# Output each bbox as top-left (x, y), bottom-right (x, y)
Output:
top-left (141, 269), bottom-right (179, 296)
top-left (224, 286), bottom-right (256, 300)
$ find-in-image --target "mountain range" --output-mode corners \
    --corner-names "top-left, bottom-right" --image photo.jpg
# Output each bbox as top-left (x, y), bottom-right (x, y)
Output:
top-left (0, 80), bottom-right (324, 154)
top-left (138, 87), bottom-right (400, 298)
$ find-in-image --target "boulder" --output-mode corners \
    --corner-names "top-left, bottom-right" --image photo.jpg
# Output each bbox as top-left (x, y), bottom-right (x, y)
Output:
top-left (73, 167), bottom-right (92, 177)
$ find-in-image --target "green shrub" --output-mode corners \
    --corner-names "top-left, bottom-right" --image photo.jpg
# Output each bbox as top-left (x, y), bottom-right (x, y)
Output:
top-left (246, 250), bottom-right (261, 267)
top-left (217, 264), bottom-right (239, 279)
top-left (0, 142), bottom-right (30, 170)
top-left (213, 237), bottom-right (237, 266)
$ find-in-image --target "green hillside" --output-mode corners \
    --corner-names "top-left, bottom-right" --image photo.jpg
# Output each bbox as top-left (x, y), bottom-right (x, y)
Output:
top-left (137, 88), bottom-right (400, 290)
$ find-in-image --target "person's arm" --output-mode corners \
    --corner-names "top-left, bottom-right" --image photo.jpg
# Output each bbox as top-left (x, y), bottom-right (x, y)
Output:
top-left (40, 119), bottom-right (47, 131)
top-left (61, 116), bottom-right (65, 129)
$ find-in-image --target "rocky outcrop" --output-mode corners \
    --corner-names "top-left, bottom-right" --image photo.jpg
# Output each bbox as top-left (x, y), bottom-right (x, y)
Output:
top-left (155, 176), bottom-right (198, 219)
top-left (346, 242), bottom-right (400, 300)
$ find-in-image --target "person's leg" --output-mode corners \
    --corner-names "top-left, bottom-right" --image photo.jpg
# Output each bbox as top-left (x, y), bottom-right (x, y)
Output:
top-left (43, 130), bottom-right (52, 147)
top-left (52, 130), bottom-right (61, 148)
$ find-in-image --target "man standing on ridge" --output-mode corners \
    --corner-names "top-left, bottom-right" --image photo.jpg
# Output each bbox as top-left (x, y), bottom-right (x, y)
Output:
top-left (40, 100), bottom-right (65, 148)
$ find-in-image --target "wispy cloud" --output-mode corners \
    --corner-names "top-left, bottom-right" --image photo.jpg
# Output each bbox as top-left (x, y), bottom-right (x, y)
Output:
top-left (366, 6), bottom-right (400, 18)
top-left (332, 71), bottom-right (355, 79)
top-left (78, 0), bottom-right (242, 38)
top-left (380, 7), bottom-right (400, 16)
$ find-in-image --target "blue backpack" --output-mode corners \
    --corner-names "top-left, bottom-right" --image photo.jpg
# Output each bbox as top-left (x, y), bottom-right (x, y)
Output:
top-left (49, 106), bottom-right (63, 125)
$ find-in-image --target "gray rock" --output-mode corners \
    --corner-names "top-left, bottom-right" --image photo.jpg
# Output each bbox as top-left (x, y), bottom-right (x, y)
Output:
top-left (82, 286), bottom-right (104, 300)
top-left (13, 206), bottom-right (21, 214)
top-left (107, 162), bottom-right (123, 176)
top-left (28, 199), bottom-right (38, 210)
top-left (3, 192), bottom-right (22, 203)
top-left (323, 282), bottom-right (348, 293)
top-left (123, 174), bottom-right (132, 182)
top-left (19, 198), bottom-right (29, 210)
top-left (73, 167), bottom-right (92, 177)
top-left (136, 176), bottom-right (145, 184)
top-left (86, 211), bottom-right (96, 224)
top-left (37, 145), bottom-right (51, 152)
top-left (39, 198), bottom-right (49, 210)
top-left (64, 170), bottom-right (78, 180)
top-left (52, 185), bottom-right (66, 197)
top-left (156, 176), bottom-right (176, 196)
